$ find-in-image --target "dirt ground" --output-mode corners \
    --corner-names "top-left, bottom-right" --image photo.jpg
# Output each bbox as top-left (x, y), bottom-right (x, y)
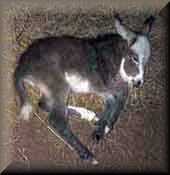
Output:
top-left (1, 1), bottom-right (168, 173)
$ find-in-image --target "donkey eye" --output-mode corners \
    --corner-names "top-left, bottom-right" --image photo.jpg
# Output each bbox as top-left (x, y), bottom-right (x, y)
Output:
top-left (132, 56), bottom-right (139, 63)
top-left (133, 57), bottom-right (138, 62)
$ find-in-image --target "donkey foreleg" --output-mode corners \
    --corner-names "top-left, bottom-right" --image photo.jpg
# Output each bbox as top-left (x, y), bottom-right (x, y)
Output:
top-left (92, 83), bottom-right (128, 142)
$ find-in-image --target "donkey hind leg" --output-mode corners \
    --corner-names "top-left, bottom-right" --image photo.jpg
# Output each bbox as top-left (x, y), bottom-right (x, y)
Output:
top-left (48, 105), bottom-right (98, 164)
top-left (67, 106), bottom-right (99, 123)
top-left (15, 78), bottom-right (33, 121)
top-left (38, 95), bottom-right (54, 112)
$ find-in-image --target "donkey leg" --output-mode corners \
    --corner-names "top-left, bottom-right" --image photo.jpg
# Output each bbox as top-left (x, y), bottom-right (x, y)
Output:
top-left (15, 77), bottom-right (33, 121)
top-left (67, 106), bottom-right (99, 122)
top-left (92, 91), bottom-right (126, 143)
top-left (48, 105), bottom-right (98, 164)
top-left (38, 95), bottom-right (54, 112)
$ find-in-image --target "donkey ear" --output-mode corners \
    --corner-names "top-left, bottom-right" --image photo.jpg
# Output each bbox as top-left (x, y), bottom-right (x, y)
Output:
top-left (142, 15), bottom-right (155, 35)
top-left (114, 13), bottom-right (136, 46)
top-left (114, 13), bottom-right (123, 23)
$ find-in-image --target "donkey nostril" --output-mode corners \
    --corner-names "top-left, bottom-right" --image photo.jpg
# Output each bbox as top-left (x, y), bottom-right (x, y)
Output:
top-left (133, 80), bottom-right (141, 88)
top-left (135, 80), bottom-right (143, 87)
top-left (137, 80), bottom-right (141, 86)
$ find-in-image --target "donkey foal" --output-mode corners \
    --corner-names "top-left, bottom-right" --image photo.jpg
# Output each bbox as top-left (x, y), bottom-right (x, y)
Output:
top-left (14, 14), bottom-right (155, 163)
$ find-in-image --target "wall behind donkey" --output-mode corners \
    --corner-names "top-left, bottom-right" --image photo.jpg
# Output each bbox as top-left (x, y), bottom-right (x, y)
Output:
top-left (0, 0), bottom-right (168, 172)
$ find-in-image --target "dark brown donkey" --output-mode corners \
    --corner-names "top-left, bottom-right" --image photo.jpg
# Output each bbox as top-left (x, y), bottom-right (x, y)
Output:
top-left (14, 14), bottom-right (155, 164)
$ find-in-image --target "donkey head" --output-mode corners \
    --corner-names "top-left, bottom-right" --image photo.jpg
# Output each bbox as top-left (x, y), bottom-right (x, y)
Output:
top-left (115, 13), bottom-right (155, 87)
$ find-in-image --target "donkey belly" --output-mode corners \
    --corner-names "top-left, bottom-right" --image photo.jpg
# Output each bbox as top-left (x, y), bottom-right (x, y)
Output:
top-left (64, 72), bottom-right (93, 93)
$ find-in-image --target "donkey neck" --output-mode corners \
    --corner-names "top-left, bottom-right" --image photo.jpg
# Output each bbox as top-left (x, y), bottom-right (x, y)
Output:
top-left (86, 33), bottom-right (126, 86)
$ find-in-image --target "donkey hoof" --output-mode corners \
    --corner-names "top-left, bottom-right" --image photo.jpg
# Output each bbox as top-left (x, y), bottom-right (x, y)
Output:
top-left (82, 154), bottom-right (98, 165)
top-left (92, 130), bottom-right (104, 143)
top-left (79, 150), bottom-right (94, 162)
top-left (80, 153), bottom-right (98, 165)
top-left (91, 158), bottom-right (99, 165)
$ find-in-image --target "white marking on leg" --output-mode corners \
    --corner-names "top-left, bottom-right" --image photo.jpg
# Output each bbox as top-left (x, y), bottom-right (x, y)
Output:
top-left (68, 106), bottom-right (99, 122)
top-left (104, 126), bottom-right (110, 134)
top-left (65, 72), bottom-right (91, 93)
top-left (23, 78), bottom-right (35, 87)
top-left (24, 76), bottom-right (52, 99)
top-left (19, 103), bottom-right (32, 121)
top-left (38, 82), bottom-right (52, 99)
